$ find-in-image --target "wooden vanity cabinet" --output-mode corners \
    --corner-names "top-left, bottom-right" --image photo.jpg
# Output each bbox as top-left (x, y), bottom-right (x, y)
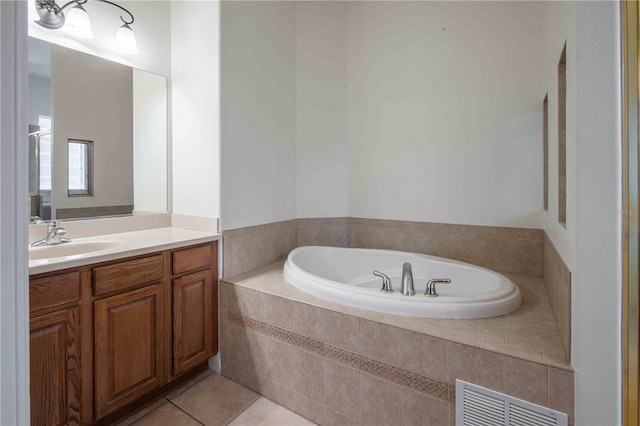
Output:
top-left (29, 241), bottom-right (218, 425)
top-left (172, 243), bottom-right (218, 376)
top-left (29, 272), bottom-right (82, 426)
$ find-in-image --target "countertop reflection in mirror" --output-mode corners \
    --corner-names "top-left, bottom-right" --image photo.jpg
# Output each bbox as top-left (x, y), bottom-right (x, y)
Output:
top-left (28, 36), bottom-right (168, 222)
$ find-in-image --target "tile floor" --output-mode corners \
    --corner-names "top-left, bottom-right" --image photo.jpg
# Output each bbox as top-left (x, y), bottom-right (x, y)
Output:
top-left (117, 370), bottom-right (315, 426)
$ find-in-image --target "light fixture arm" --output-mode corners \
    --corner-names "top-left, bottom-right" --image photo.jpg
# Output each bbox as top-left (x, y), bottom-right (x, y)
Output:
top-left (34, 0), bottom-right (134, 28)
top-left (95, 0), bottom-right (134, 25)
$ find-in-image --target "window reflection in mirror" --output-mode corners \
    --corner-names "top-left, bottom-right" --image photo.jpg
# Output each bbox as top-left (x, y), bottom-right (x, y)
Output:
top-left (67, 139), bottom-right (93, 197)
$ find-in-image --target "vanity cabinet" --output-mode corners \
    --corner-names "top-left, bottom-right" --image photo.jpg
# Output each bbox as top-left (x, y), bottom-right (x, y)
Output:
top-left (29, 241), bottom-right (218, 425)
top-left (172, 243), bottom-right (217, 376)
top-left (30, 308), bottom-right (81, 426)
top-left (29, 272), bottom-right (82, 426)
top-left (93, 283), bottom-right (166, 418)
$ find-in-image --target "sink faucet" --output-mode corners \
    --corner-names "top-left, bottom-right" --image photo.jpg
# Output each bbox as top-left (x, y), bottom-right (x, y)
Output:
top-left (31, 221), bottom-right (71, 247)
top-left (401, 262), bottom-right (415, 296)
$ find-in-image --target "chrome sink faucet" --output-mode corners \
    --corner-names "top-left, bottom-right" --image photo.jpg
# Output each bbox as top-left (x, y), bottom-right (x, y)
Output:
top-left (401, 262), bottom-right (415, 296)
top-left (31, 221), bottom-right (71, 247)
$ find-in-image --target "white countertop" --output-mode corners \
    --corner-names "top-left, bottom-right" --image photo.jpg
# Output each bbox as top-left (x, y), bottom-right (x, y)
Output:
top-left (29, 227), bottom-right (220, 275)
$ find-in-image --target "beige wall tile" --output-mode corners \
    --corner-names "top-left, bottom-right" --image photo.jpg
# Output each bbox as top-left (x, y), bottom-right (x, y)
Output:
top-left (225, 322), bottom-right (244, 368)
top-left (324, 407), bottom-right (361, 426)
top-left (399, 329), bottom-right (448, 382)
top-left (324, 360), bottom-right (360, 420)
top-left (505, 358), bottom-right (548, 407)
top-left (292, 391), bottom-right (326, 425)
top-left (297, 218), bottom-right (348, 247)
top-left (262, 379), bottom-right (297, 413)
top-left (360, 373), bottom-right (401, 426)
top-left (510, 239), bottom-right (544, 276)
top-left (228, 287), bottom-right (268, 322)
top-left (323, 309), bottom-right (359, 352)
top-left (265, 339), bottom-right (297, 388)
top-left (449, 343), bottom-right (505, 392)
top-left (264, 294), bottom-right (295, 330)
top-left (549, 367), bottom-right (574, 423)
top-left (399, 387), bottom-right (450, 426)
top-left (292, 348), bottom-right (325, 402)
top-left (359, 319), bottom-right (400, 365)
top-left (292, 303), bottom-right (326, 342)
top-left (243, 330), bottom-right (269, 379)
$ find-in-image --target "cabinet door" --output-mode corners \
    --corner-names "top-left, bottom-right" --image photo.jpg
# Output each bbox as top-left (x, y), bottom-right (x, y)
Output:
top-left (94, 284), bottom-right (165, 419)
top-left (30, 308), bottom-right (81, 426)
top-left (173, 270), bottom-right (214, 376)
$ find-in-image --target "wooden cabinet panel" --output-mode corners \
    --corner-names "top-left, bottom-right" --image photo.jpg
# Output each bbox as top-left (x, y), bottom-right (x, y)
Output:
top-left (30, 271), bottom-right (80, 314)
top-left (172, 244), bottom-right (212, 275)
top-left (173, 270), bottom-right (214, 376)
top-left (30, 308), bottom-right (81, 426)
top-left (93, 255), bottom-right (163, 297)
top-left (94, 284), bottom-right (166, 419)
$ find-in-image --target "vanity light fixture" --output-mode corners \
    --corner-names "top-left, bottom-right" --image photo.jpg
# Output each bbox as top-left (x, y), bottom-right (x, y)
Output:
top-left (33, 0), bottom-right (138, 54)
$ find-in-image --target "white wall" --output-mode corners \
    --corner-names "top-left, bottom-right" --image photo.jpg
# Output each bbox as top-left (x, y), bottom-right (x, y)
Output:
top-left (29, 0), bottom-right (171, 76)
top-left (295, 2), bottom-right (348, 219)
top-left (222, 1), bottom-right (543, 229)
top-left (0, 1), bottom-right (30, 423)
top-left (133, 68), bottom-right (167, 213)
top-left (51, 46), bottom-right (133, 211)
top-left (28, 74), bottom-right (50, 126)
top-left (171, 0), bottom-right (220, 220)
top-left (220, 1), bottom-right (296, 230)
top-left (346, 1), bottom-right (544, 228)
top-left (571, 2), bottom-right (621, 424)
top-left (542, 1), bottom-right (574, 266)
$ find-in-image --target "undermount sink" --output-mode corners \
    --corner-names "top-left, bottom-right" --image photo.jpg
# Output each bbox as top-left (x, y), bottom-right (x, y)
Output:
top-left (29, 241), bottom-right (124, 261)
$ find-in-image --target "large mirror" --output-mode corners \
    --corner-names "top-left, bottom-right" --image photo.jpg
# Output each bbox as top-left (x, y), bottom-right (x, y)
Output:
top-left (28, 37), bottom-right (168, 222)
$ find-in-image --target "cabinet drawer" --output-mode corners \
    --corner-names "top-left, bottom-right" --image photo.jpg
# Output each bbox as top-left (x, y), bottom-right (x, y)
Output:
top-left (30, 271), bottom-right (81, 314)
top-left (172, 244), bottom-right (212, 275)
top-left (93, 255), bottom-right (164, 297)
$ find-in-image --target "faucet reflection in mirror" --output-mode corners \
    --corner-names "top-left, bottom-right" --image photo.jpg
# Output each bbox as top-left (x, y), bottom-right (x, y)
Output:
top-left (31, 0), bottom-right (138, 54)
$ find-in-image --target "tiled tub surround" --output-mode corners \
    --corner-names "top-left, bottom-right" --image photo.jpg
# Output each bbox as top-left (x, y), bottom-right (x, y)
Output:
top-left (222, 217), bottom-right (542, 278)
top-left (219, 262), bottom-right (575, 426)
top-left (543, 233), bottom-right (572, 362)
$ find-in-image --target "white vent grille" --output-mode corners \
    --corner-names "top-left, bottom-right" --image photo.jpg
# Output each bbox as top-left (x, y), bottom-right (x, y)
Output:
top-left (456, 380), bottom-right (568, 426)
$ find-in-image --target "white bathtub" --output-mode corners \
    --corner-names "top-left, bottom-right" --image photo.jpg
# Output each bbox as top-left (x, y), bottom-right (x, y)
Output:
top-left (283, 246), bottom-right (522, 319)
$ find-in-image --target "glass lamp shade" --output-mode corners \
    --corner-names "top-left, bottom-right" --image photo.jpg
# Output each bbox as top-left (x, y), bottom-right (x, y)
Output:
top-left (64, 4), bottom-right (94, 39)
top-left (115, 23), bottom-right (138, 55)
top-left (28, 0), bottom-right (39, 22)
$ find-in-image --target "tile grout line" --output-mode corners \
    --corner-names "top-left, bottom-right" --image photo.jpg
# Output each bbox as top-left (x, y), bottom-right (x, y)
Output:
top-left (167, 400), bottom-right (207, 426)
top-left (222, 396), bottom-right (262, 426)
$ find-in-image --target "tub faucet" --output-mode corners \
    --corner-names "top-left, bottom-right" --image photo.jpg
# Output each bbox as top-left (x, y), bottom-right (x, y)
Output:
top-left (425, 278), bottom-right (451, 297)
top-left (401, 262), bottom-right (415, 296)
top-left (373, 271), bottom-right (393, 293)
top-left (31, 221), bottom-right (71, 247)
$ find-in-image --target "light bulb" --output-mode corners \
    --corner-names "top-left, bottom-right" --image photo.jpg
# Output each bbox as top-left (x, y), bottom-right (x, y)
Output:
top-left (64, 4), bottom-right (93, 39)
top-left (115, 23), bottom-right (138, 55)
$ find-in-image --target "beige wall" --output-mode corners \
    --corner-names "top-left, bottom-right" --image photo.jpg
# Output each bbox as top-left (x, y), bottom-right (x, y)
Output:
top-left (51, 46), bottom-right (133, 213)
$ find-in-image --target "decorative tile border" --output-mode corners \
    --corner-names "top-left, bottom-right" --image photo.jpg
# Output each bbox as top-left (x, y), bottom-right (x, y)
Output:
top-left (227, 310), bottom-right (455, 403)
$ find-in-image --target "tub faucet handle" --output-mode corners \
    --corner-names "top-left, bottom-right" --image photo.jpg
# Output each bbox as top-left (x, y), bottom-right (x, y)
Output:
top-left (373, 271), bottom-right (393, 293)
top-left (425, 278), bottom-right (451, 297)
